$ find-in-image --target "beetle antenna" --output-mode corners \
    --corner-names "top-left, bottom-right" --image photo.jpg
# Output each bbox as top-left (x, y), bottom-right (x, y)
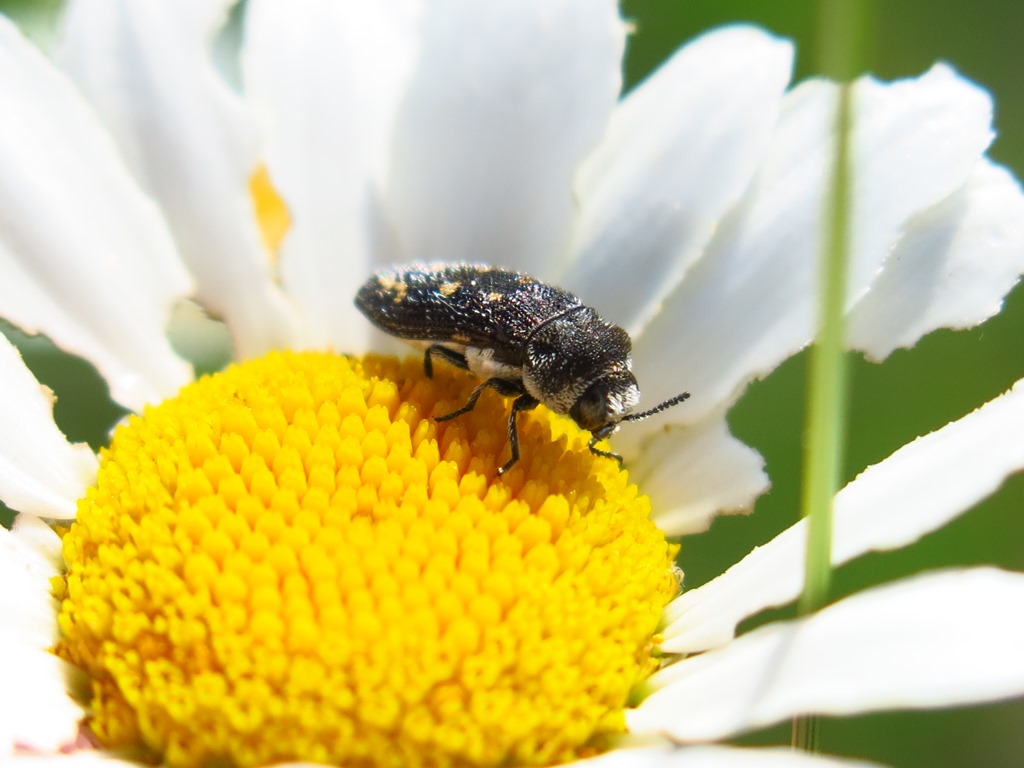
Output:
top-left (621, 391), bottom-right (690, 422)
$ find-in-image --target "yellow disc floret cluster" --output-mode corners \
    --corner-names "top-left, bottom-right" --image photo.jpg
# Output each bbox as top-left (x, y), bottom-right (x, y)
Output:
top-left (55, 351), bottom-right (679, 768)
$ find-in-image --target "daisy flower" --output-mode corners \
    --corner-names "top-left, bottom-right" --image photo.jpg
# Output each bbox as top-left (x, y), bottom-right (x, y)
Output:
top-left (2, 1), bottom-right (1024, 767)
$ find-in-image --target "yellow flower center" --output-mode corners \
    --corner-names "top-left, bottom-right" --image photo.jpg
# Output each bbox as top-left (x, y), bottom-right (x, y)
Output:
top-left (55, 352), bottom-right (679, 768)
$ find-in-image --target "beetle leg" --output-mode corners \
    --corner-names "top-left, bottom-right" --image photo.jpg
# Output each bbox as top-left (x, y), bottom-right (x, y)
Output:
top-left (423, 345), bottom-right (469, 378)
top-left (435, 377), bottom-right (523, 422)
top-left (499, 394), bottom-right (540, 475)
top-left (587, 433), bottom-right (624, 467)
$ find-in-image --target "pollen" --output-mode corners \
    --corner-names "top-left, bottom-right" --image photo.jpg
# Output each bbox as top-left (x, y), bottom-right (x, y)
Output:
top-left (249, 166), bottom-right (290, 255)
top-left (55, 352), bottom-right (679, 768)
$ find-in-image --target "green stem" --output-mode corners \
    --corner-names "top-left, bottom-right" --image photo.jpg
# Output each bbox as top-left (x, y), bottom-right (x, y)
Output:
top-left (792, 0), bottom-right (868, 750)
top-left (791, 76), bottom-right (854, 757)
top-left (798, 81), bottom-right (853, 621)
top-left (792, 714), bottom-right (822, 754)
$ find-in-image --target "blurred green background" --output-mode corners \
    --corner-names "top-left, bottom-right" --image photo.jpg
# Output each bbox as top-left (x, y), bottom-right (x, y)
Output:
top-left (2, 0), bottom-right (1023, 766)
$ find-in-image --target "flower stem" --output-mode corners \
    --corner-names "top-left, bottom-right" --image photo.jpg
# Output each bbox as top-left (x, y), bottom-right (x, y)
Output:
top-left (798, 80), bottom-right (853, 621)
top-left (792, 0), bottom-right (867, 751)
top-left (792, 83), bottom-right (853, 756)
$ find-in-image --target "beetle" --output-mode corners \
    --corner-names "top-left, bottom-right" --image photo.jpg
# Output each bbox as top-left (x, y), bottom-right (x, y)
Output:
top-left (355, 263), bottom-right (689, 474)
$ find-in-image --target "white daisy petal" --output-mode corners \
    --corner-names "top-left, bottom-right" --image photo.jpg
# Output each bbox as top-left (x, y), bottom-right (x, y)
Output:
top-left (631, 65), bottom-right (995, 423)
top-left (563, 25), bottom-right (793, 336)
top-left (10, 513), bottom-right (64, 564)
top-left (831, 378), bottom-right (1024, 553)
top-left (58, 0), bottom-right (301, 357)
top-left (845, 65), bottom-right (993, 297)
top-left (0, 518), bottom-right (84, 755)
top-left (384, 0), bottom-right (624, 275)
top-left (661, 378), bottom-right (1024, 653)
top-left (849, 158), bottom-right (1024, 357)
top-left (0, 16), bottom-right (193, 410)
top-left (0, 516), bottom-right (62, 650)
top-left (0, 334), bottom-right (97, 520)
top-left (575, 744), bottom-right (883, 768)
top-left (244, 0), bottom-right (422, 351)
top-left (628, 408), bottom-right (769, 536)
top-left (0, 645), bottom-right (85, 755)
top-left (632, 568), bottom-right (1024, 742)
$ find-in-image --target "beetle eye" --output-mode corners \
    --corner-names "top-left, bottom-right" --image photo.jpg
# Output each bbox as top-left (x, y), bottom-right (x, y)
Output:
top-left (569, 373), bottom-right (639, 433)
top-left (569, 384), bottom-right (609, 432)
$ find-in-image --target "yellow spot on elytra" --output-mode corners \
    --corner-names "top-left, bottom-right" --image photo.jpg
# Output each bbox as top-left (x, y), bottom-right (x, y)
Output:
top-left (439, 281), bottom-right (460, 297)
top-left (55, 352), bottom-right (678, 768)
top-left (377, 276), bottom-right (409, 303)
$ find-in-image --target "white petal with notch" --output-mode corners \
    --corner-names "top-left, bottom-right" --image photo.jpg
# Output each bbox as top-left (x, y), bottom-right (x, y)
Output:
top-left (632, 568), bottom-right (1024, 741)
top-left (631, 65), bottom-right (995, 430)
top-left (0, 17), bottom-right (192, 409)
top-left (0, 334), bottom-right (97, 520)
top-left (59, 0), bottom-right (301, 357)
top-left (662, 378), bottom-right (1024, 653)
top-left (564, 25), bottom-right (793, 336)
top-left (244, 0), bottom-right (422, 351)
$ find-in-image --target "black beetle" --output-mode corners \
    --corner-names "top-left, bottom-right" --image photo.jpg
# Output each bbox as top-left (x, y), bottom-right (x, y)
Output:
top-left (355, 263), bottom-right (688, 474)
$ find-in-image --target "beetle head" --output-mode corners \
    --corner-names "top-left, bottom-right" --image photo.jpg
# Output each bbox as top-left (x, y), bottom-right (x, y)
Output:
top-left (568, 370), bottom-right (641, 433)
top-left (579, 379), bottom-right (691, 467)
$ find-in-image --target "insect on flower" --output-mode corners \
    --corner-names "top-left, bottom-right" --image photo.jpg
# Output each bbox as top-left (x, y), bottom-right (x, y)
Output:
top-left (355, 263), bottom-right (690, 474)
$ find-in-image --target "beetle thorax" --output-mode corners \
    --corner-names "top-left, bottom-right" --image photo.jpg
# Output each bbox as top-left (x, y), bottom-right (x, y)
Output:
top-left (521, 308), bottom-right (637, 424)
